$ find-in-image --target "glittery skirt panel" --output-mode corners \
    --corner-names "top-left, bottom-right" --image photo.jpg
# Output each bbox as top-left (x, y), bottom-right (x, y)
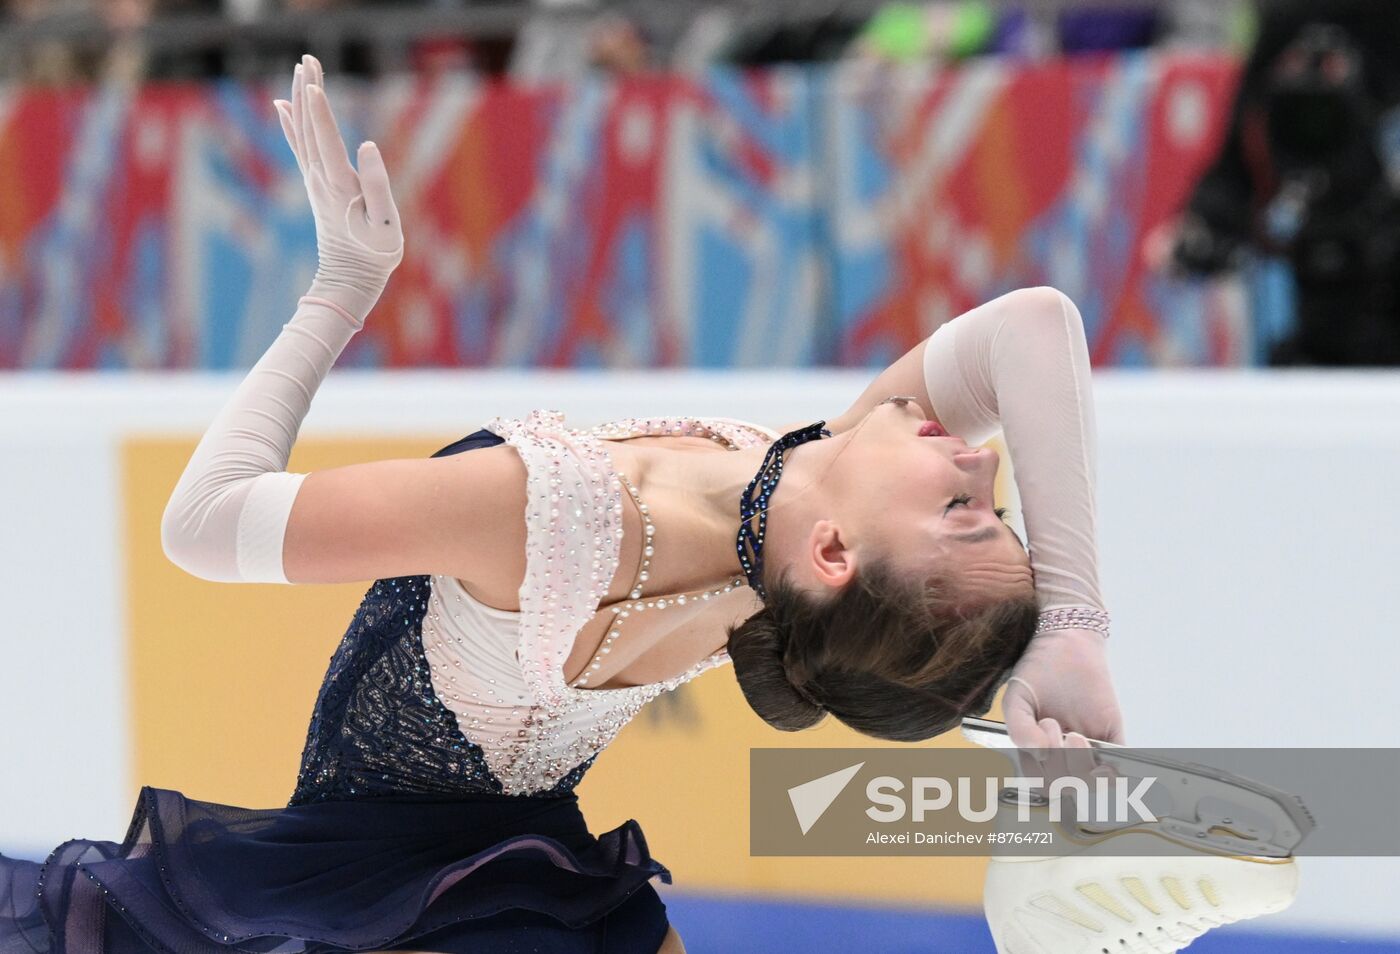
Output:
top-left (0, 429), bottom-right (672, 953)
top-left (0, 786), bottom-right (671, 953)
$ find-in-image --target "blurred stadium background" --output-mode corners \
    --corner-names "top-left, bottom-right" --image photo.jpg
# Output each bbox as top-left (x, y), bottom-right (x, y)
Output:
top-left (2, 0), bottom-right (1400, 951)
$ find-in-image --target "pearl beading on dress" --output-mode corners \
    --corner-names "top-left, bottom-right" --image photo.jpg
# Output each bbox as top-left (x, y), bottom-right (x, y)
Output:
top-left (571, 471), bottom-right (747, 687)
top-left (416, 410), bottom-right (777, 795)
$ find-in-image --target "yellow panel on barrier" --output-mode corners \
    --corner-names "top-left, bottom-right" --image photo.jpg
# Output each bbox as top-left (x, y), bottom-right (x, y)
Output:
top-left (121, 437), bottom-right (429, 809)
top-left (123, 434), bottom-right (1015, 910)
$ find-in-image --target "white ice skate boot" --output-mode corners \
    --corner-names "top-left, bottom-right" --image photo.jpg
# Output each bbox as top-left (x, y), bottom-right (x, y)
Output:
top-left (983, 839), bottom-right (1299, 953)
top-left (963, 719), bottom-right (1309, 954)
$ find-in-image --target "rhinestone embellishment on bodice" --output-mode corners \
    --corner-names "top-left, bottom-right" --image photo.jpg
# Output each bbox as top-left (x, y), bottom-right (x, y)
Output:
top-left (571, 469), bottom-right (746, 687)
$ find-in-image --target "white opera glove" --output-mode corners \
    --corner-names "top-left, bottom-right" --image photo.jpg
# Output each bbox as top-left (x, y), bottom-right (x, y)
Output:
top-left (161, 55), bottom-right (401, 584)
top-left (273, 53), bottom-right (403, 327)
top-left (1003, 627), bottom-right (1125, 748)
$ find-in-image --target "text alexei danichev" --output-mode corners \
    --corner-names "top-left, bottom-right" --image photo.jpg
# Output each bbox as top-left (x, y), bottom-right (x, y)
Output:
top-left (865, 831), bottom-right (1055, 845)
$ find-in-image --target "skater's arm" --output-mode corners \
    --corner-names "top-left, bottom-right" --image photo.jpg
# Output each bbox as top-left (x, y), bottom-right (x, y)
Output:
top-left (162, 55), bottom-right (404, 585)
top-left (926, 287), bottom-right (1122, 743)
top-left (831, 286), bottom-right (1106, 621)
top-left (159, 294), bottom-right (371, 583)
top-left (157, 298), bottom-right (535, 590)
top-left (831, 288), bottom-right (1122, 744)
top-left (163, 56), bottom-right (533, 599)
top-left (929, 284), bottom-right (1125, 745)
top-left (921, 287), bottom-right (1105, 623)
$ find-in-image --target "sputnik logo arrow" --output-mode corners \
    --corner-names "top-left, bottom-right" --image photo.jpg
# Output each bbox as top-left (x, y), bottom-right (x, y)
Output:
top-left (787, 761), bottom-right (864, 835)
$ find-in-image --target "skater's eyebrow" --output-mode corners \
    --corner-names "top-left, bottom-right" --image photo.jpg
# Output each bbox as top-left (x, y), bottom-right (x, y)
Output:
top-left (952, 523), bottom-right (1019, 546)
top-left (951, 527), bottom-right (1001, 544)
top-left (951, 523), bottom-right (1025, 548)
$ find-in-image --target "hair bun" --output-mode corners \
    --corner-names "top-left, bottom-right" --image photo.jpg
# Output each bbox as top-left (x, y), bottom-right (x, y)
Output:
top-left (726, 609), bottom-right (826, 731)
top-left (789, 678), bottom-right (825, 711)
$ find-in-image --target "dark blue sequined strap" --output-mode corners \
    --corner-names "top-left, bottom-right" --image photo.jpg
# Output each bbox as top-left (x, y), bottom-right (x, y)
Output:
top-left (736, 422), bottom-right (831, 601)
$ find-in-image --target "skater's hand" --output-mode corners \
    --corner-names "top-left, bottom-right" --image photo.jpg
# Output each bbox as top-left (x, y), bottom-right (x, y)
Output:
top-left (1003, 627), bottom-right (1124, 748)
top-left (274, 53), bottom-right (403, 327)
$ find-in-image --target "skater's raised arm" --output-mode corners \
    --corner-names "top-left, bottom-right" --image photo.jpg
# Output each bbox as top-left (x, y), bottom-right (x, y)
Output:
top-left (920, 287), bottom-right (1105, 621)
top-left (832, 287), bottom-right (1105, 620)
top-left (161, 56), bottom-right (399, 583)
top-left (925, 288), bottom-right (1123, 746)
top-left (162, 56), bottom-right (521, 592)
top-left (830, 287), bottom-right (1122, 745)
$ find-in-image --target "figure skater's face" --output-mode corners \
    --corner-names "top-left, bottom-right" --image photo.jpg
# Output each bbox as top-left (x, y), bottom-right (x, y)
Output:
top-left (780, 397), bottom-right (1033, 600)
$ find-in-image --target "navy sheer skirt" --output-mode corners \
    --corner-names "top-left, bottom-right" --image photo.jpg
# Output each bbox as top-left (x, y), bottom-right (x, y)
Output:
top-left (0, 430), bottom-right (673, 954)
top-left (0, 787), bottom-right (670, 954)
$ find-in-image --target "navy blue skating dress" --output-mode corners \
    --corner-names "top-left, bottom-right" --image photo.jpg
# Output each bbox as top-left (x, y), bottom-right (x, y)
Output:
top-left (0, 412), bottom-right (777, 954)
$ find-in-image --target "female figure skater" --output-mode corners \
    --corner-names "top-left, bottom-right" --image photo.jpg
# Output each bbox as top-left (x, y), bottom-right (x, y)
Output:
top-left (0, 55), bottom-right (1124, 954)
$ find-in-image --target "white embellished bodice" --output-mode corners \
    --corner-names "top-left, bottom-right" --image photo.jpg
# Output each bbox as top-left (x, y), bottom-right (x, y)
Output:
top-left (418, 411), bottom-right (778, 795)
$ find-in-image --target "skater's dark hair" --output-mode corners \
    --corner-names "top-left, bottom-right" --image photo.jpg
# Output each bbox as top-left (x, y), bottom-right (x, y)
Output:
top-left (725, 560), bottom-right (1038, 741)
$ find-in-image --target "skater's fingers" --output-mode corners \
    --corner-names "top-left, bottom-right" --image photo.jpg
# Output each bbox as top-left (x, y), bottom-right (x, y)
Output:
top-left (1100, 716), bottom-right (1126, 746)
top-left (298, 61), bottom-right (323, 172)
top-left (1063, 732), bottom-right (1100, 789)
top-left (304, 52), bottom-right (324, 88)
top-left (356, 141), bottom-right (398, 226)
top-left (306, 83), bottom-right (359, 191)
top-left (1037, 719), bottom-right (1074, 797)
top-left (274, 101), bottom-right (305, 176)
top-left (1003, 683), bottom-right (1042, 745)
top-left (290, 64), bottom-right (309, 168)
top-left (1003, 685), bottom-right (1047, 777)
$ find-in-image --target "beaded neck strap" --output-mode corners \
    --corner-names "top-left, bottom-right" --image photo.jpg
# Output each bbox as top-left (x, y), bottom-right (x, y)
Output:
top-left (736, 421), bottom-right (832, 601)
